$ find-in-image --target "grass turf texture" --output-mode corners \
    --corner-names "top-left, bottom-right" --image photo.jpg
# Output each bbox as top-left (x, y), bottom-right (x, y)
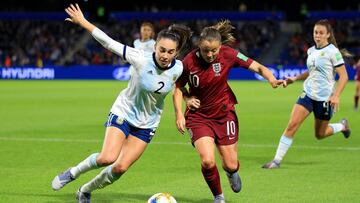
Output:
top-left (0, 80), bottom-right (359, 202)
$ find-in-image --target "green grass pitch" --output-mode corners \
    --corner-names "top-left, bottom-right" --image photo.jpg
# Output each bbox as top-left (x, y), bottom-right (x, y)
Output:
top-left (0, 80), bottom-right (359, 202)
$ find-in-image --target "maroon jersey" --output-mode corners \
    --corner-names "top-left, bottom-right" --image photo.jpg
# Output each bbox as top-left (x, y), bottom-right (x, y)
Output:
top-left (176, 45), bottom-right (253, 119)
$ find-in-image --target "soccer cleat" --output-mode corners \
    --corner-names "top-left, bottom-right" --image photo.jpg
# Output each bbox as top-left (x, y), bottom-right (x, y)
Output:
top-left (52, 168), bottom-right (75, 191)
top-left (76, 188), bottom-right (91, 203)
top-left (214, 195), bottom-right (225, 203)
top-left (262, 160), bottom-right (280, 169)
top-left (225, 171), bottom-right (242, 193)
top-left (340, 118), bottom-right (351, 139)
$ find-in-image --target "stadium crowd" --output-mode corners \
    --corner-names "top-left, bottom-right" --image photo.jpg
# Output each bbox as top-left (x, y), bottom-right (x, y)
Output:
top-left (0, 17), bottom-right (359, 67)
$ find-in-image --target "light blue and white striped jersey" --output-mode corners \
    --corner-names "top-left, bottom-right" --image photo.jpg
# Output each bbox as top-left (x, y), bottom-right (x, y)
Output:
top-left (303, 43), bottom-right (344, 101)
top-left (92, 28), bottom-right (183, 129)
top-left (133, 39), bottom-right (155, 53)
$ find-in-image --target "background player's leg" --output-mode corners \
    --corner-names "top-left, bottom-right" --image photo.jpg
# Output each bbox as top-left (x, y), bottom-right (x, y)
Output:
top-left (263, 104), bottom-right (310, 168)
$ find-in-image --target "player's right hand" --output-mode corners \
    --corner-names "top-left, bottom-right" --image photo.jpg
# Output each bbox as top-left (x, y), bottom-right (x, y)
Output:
top-left (185, 96), bottom-right (200, 111)
top-left (65, 3), bottom-right (85, 25)
top-left (175, 114), bottom-right (186, 134)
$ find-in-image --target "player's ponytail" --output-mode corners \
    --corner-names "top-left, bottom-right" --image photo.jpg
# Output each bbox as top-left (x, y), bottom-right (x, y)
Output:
top-left (213, 20), bottom-right (236, 45)
top-left (315, 19), bottom-right (352, 58)
top-left (156, 24), bottom-right (192, 55)
top-left (199, 20), bottom-right (236, 46)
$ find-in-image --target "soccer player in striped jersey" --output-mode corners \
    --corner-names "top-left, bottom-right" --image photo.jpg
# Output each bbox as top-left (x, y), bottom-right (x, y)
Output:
top-left (263, 19), bottom-right (351, 169)
top-left (52, 4), bottom-right (191, 203)
top-left (173, 20), bottom-right (283, 203)
top-left (133, 22), bottom-right (156, 53)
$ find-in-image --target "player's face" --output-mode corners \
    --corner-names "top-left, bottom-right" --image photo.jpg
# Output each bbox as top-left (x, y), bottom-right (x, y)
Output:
top-left (154, 38), bottom-right (177, 68)
top-left (140, 25), bottom-right (154, 41)
top-left (199, 39), bottom-right (221, 63)
top-left (313, 25), bottom-right (330, 48)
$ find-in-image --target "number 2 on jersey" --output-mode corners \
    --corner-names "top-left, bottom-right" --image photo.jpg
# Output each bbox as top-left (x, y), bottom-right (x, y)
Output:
top-left (154, 81), bottom-right (165, 94)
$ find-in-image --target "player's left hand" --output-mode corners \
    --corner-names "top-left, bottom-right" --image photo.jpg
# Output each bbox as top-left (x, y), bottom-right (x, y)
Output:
top-left (329, 95), bottom-right (340, 112)
top-left (269, 79), bottom-right (284, 88)
top-left (65, 4), bottom-right (85, 25)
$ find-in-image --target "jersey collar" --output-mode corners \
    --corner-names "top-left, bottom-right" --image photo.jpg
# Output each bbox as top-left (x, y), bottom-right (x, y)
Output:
top-left (315, 43), bottom-right (331, 50)
top-left (152, 52), bottom-right (176, 71)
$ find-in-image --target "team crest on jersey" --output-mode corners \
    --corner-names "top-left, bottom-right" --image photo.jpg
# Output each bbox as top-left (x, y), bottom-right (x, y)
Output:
top-left (212, 63), bottom-right (221, 76)
top-left (116, 117), bottom-right (124, 125)
top-left (299, 92), bottom-right (306, 99)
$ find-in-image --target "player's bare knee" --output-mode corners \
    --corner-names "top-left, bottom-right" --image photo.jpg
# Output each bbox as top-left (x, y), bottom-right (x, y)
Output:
top-left (315, 132), bottom-right (326, 140)
top-left (96, 155), bottom-right (116, 166)
top-left (223, 162), bottom-right (238, 173)
top-left (201, 159), bottom-right (216, 169)
top-left (111, 164), bottom-right (128, 175)
top-left (286, 123), bottom-right (298, 134)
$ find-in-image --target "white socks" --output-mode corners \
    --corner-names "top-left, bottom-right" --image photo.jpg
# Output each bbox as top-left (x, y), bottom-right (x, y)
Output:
top-left (70, 153), bottom-right (99, 178)
top-left (81, 165), bottom-right (121, 193)
top-left (274, 135), bottom-right (293, 163)
top-left (329, 123), bottom-right (344, 134)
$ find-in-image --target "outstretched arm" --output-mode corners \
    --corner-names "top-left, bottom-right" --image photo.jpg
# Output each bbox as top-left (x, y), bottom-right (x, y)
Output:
top-left (65, 4), bottom-right (126, 57)
top-left (65, 4), bottom-right (95, 33)
top-left (283, 71), bottom-right (309, 87)
top-left (248, 61), bottom-right (283, 88)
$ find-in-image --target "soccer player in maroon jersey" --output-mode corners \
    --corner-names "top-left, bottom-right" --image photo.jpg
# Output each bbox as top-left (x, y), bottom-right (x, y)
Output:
top-left (173, 20), bottom-right (283, 203)
top-left (353, 58), bottom-right (360, 111)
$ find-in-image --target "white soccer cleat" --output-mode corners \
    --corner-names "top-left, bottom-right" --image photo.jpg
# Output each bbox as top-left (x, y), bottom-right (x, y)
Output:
top-left (262, 160), bottom-right (280, 169)
top-left (52, 168), bottom-right (75, 190)
top-left (340, 118), bottom-right (351, 139)
top-left (214, 195), bottom-right (225, 203)
top-left (225, 171), bottom-right (242, 193)
top-left (76, 188), bottom-right (91, 203)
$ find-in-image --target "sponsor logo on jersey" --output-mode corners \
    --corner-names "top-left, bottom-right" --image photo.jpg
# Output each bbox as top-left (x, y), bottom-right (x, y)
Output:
top-left (212, 63), bottom-right (221, 76)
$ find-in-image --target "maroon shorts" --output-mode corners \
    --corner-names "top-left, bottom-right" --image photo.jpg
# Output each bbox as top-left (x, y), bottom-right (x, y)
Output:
top-left (186, 108), bottom-right (239, 145)
top-left (356, 69), bottom-right (360, 82)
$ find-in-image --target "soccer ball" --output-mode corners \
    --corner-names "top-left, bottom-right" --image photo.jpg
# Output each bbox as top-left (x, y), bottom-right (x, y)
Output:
top-left (147, 192), bottom-right (177, 203)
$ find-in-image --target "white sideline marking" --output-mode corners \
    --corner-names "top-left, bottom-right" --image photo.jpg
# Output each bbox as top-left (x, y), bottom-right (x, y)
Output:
top-left (0, 136), bottom-right (359, 151)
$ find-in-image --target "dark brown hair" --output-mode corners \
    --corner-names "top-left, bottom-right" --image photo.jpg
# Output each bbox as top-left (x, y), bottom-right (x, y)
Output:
top-left (199, 20), bottom-right (236, 45)
top-left (156, 24), bottom-right (192, 54)
top-left (315, 19), bottom-right (352, 57)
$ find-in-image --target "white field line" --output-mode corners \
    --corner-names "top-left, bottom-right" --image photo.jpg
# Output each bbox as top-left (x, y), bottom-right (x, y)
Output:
top-left (0, 136), bottom-right (359, 151)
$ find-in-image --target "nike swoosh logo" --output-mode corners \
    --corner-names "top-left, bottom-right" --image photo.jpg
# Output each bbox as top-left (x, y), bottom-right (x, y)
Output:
top-left (229, 137), bottom-right (236, 140)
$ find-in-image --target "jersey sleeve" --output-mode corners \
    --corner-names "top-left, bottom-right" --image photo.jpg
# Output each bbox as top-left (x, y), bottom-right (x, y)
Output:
top-left (330, 47), bottom-right (345, 68)
top-left (231, 48), bottom-right (253, 68)
top-left (91, 28), bottom-right (143, 66)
